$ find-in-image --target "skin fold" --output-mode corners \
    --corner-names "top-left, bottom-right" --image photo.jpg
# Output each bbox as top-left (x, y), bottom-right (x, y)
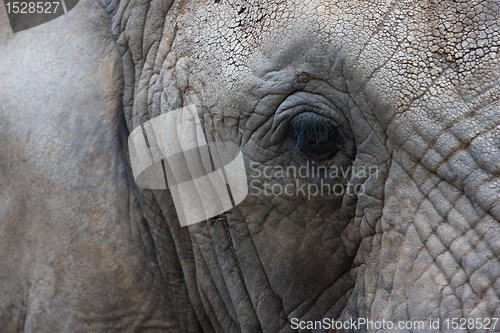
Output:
top-left (0, 0), bottom-right (499, 332)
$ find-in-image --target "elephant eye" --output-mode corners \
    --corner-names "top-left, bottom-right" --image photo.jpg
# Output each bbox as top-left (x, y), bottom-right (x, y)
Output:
top-left (289, 113), bottom-right (343, 160)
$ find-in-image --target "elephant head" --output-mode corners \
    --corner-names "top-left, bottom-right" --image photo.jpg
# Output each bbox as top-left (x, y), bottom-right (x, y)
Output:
top-left (1, 0), bottom-right (497, 331)
top-left (98, 0), bottom-right (500, 331)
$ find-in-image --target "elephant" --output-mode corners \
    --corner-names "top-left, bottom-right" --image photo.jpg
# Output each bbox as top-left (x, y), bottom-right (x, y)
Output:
top-left (0, 0), bottom-right (499, 331)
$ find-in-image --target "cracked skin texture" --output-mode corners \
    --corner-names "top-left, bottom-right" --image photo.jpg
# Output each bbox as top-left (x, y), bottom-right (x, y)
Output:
top-left (0, 0), bottom-right (499, 332)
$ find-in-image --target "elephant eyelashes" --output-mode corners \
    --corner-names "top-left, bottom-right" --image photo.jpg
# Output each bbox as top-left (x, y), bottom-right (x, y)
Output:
top-left (289, 113), bottom-right (343, 160)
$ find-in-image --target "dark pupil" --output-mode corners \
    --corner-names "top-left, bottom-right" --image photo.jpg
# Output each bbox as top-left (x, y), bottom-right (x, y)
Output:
top-left (308, 131), bottom-right (329, 144)
top-left (289, 120), bottom-right (341, 159)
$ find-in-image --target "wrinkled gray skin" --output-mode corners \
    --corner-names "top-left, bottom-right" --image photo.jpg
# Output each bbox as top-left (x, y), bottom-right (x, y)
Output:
top-left (0, 0), bottom-right (499, 332)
